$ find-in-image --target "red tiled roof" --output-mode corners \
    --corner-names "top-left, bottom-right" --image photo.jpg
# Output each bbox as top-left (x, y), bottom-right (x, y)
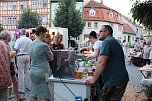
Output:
top-left (83, 1), bottom-right (123, 24)
top-left (123, 23), bottom-right (136, 35)
top-left (84, 0), bottom-right (111, 9)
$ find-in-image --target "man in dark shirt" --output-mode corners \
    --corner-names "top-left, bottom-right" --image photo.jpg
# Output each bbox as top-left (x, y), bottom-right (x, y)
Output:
top-left (86, 25), bottom-right (129, 101)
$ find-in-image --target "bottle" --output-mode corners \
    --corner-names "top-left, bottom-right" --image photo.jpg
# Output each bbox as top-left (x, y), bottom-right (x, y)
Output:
top-left (82, 67), bottom-right (88, 79)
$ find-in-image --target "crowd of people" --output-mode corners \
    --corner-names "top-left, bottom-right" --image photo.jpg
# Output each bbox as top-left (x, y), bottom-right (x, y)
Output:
top-left (0, 24), bottom-right (151, 101)
top-left (122, 37), bottom-right (152, 67)
top-left (0, 25), bottom-right (65, 101)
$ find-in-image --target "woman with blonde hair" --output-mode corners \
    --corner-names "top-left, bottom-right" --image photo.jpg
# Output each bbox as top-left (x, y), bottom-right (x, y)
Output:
top-left (52, 32), bottom-right (64, 50)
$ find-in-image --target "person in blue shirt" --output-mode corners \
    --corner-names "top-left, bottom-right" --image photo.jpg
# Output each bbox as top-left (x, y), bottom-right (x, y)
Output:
top-left (86, 25), bottom-right (129, 101)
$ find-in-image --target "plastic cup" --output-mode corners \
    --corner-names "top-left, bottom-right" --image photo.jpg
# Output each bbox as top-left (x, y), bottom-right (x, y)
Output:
top-left (88, 71), bottom-right (93, 76)
top-left (75, 71), bottom-right (82, 79)
top-left (10, 51), bottom-right (16, 58)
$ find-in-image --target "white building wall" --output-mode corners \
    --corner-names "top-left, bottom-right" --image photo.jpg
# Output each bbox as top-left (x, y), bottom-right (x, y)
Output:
top-left (82, 21), bottom-right (123, 41)
top-left (122, 16), bottom-right (143, 39)
top-left (122, 34), bottom-right (136, 43)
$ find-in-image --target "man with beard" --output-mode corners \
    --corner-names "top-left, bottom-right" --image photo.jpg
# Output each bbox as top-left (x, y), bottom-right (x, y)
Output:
top-left (86, 25), bottom-right (129, 101)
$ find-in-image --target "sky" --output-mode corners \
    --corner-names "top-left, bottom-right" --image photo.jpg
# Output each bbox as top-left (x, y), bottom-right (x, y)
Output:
top-left (95, 0), bottom-right (136, 17)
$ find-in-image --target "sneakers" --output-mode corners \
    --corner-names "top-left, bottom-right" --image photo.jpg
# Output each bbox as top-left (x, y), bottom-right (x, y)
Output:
top-left (19, 92), bottom-right (25, 101)
top-left (8, 95), bottom-right (15, 99)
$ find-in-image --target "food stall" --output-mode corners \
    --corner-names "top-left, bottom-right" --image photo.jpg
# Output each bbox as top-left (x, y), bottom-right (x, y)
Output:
top-left (48, 50), bottom-right (93, 101)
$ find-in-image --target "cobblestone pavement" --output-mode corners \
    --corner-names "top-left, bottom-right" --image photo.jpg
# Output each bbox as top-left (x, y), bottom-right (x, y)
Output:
top-left (121, 63), bottom-right (147, 101)
top-left (9, 62), bottom-right (147, 101)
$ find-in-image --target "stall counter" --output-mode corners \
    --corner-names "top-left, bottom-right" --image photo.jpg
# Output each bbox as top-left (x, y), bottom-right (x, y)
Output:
top-left (48, 75), bottom-right (91, 101)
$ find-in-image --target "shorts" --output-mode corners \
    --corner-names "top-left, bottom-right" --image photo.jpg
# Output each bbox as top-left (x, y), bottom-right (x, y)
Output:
top-left (98, 84), bottom-right (127, 101)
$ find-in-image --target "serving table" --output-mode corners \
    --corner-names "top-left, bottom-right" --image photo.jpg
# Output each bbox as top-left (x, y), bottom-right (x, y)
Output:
top-left (139, 65), bottom-right (152, 100)
top-left (48, 75), bottom-right (91, 101)
top-left (138, 65), bottom-right (152, 79)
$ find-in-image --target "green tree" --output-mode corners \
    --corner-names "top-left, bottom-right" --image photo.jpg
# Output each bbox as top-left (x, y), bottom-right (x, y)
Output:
top-left (18, 8), bottom-right (41, 29)
top-left (131, 0), bottom-right (152, 30)
top-left (0, 24), bottom-right (4, 32)
top-left (53, 0), bottom-right (85, 40)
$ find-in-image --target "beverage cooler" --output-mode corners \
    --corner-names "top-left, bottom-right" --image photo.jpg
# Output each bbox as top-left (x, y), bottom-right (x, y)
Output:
top-left (48, 50), bottom-right (92, 101)
top-left (51, 50), bottom-right (77, 79)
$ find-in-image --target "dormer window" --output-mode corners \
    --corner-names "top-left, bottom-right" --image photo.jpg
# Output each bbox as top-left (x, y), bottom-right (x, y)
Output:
top-left (109, 10), bottom-right (113, 18)
top-left (89, 9), bottom-right (96, 16)
top-left (117, 14), bottom-right (121, 21)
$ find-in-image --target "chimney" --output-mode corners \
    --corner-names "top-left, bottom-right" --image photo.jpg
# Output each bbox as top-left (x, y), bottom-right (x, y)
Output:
top-left (100, 0), bottom-right (103, 4)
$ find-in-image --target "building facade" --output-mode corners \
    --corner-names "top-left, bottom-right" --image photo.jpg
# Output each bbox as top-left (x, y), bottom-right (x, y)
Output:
top-left (122, 15), bottom-right (143, 42)
top-left (0, 0), bottom-right (51, 31)
top-left (82, 0), bottom-right (143, 47)
top-left (82, 0), bottom-right (123, 46)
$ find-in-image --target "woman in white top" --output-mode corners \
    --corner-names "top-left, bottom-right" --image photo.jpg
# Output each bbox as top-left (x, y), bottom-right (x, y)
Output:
top-left (88, 31), bottom-right (102, 61)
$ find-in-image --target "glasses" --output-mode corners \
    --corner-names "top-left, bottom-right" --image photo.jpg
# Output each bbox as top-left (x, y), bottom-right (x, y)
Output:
top-left (99, 30), bottom-right (106, 33)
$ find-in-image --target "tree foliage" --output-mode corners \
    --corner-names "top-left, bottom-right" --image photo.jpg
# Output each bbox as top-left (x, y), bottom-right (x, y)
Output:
top-left (18, 9), bottom-right (41, 29)
top-left (131, 0), bottom-right (152, 30)
top-left (53, 0), bottom-right (85, 39)
top-left (0, 24), bottom-right (4, 32)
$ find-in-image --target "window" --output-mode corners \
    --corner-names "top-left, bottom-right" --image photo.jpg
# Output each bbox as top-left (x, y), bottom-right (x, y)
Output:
top-left (87, 22), bottom-right (91, 28)
top-left (94, 22), bottom-right (98, 29)
top-left (109, 10), bottom-right (113, 18)
top-left (43, 1), bottom-right (47, 8)
top-left (89, 9), bottom-right (96, 16)
top-left (3, 3), bottom-right (7, 10)
top-left (37, 1), bottom-right (42, 8)
top-left (32, 1), bottom-right (37, 9)
top-left (40, 16), bottom-right (47, 24)
top-left (12, 18), bottom-right (17, 25)
top-left (32, 0), bottom-right (48, 9)
top-left (109, 23), bottom-right (113, 29)
top-left (2, 17), bottom-right (17, 25)
top-left (124, 36), bottom-right (126, 41)
top-left (117, 14), bottom-right (121, 21)
top-left (136, 28), bottom-right (138, 33)
top-left (132, 37), bottom-right (134, 41)
top-left (20, 1), bottom-right (28, 10)
top-left (3, 2), bottom-right (17, 10)
top-left (118, 25), bottom-right (122, 31)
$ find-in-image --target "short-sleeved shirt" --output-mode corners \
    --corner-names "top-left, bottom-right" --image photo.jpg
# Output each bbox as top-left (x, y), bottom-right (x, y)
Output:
top-left (93, 41), bottom-right (102, 61)
top-left (143, 45), bottom-right (151, 59)
top-left (100, 37), bottom-right (129, 86)
top-left (29, 41), bottom-right (51, 68)
top-left (14, 35), bottom-right (32, 55)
